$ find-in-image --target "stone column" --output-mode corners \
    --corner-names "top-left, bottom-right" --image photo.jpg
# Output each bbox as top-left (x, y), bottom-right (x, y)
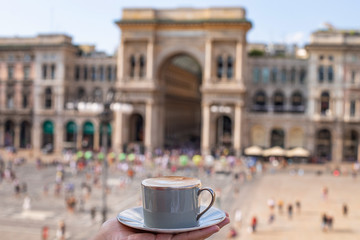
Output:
top-left (332, 125), bottom-right (343, 163)
top-left (76, 124), bottom-right (82, 150)
top-left (233, 103), bottom-right (242, 156)
top-left (235, 41), bottom-right (243, 83)
top-left (147, 40), bottom-right (154, 79)
top-left (204, 39), bottom-right (212, 83)
top-left (32, 118), bottom-right (41, 157)
top-left (306, 125), bottom-right (316, 155)
top-left (117, 40), bottom-right (125, 81)
top-left (113, 110), bottom-right (124, 151)
top-left (201, 103), bottom-right (211, 155)
top-left (54, 119), bottom-right (63, 154)
top-left (145, 101), bottom-right (154, 152)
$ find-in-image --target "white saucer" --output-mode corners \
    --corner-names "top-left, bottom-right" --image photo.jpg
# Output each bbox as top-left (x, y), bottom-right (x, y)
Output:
top-left (117, 206), bottom-right (226, 234)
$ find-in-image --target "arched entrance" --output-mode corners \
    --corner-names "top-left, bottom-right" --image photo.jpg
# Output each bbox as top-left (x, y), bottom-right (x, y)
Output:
top-left (343, 130), bottom-right (358, 162)
top-left (270, 128), bottom-right (285, 147)
top-left (216, 115), bottom-right (232, 147)
top-left (65, 121), bottom-right (77, 149)
top-left (159, 54), bottom-right (202, 149)
top-left (4, 120), bottom-right (15, 147)
top-left (316, 129), bottom-right (332, 160)
top-left (42, 120), bottom-right (54, 153)
top-left (20, 121), bottom-right (31, 148)
top-left (82, 121), bottom-right (94, 149)
top-left (129, 114), bottom-right (144, 142)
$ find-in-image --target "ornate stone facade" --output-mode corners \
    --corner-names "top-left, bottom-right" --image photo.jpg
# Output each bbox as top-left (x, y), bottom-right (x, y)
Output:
top-left (0, 8), bottom-right (359, 162)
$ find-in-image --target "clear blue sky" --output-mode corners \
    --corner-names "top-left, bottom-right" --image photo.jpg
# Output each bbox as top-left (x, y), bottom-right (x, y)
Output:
top-left (0, 0), bottom-right (359, 55)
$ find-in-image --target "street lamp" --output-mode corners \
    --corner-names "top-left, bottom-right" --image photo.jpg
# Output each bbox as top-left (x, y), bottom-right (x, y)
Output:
top-left (98, 102), bottom-right (113, 223)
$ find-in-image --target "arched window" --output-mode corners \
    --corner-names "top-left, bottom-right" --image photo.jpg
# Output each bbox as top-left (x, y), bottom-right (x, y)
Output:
top-left (44, 87), bottom-right (52, 109)
top-left (139, 55), bottom-right (146, 78)
top-left (216, 56), bottom-right (223, 79)
top-left (273, 91), bottom-right (285, 112)
top-left (253, 90), bottom-right (267, 112)
top-left (99, 122), bottom-right (112, 148)
top-left (291, 91), bottom-right (304, 112)
top-left (320, 91), bottom-right (330, 115)
top-left (65, 121), bottom-right (77, 143)
top-left (270, 128), bottom-right (285, 148)
top-left (130, 55), bottom-right (136, 77)
top-left (318, 66), bottom-right (324, 82)
top-left (82, 121), bottom-right (94, 149)
top-left (227, 56), bottom-right (233, 79)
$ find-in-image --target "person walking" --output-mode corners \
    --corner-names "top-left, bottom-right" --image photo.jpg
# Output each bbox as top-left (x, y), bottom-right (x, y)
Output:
top-left (42, 226), bottom-right (49, 240)
top-left (343, 203), bottom-right (348, 217)
top-left (251, 216), bottom-right (258, 233)
top-left (287, 204), bottom-right (293, 219)
top-left (295, 200), bottom-right (301, 213)
top-left (321, 213), bottom-right (328, 232)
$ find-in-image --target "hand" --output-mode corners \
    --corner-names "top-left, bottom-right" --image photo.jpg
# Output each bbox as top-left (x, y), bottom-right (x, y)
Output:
top-left (92, 213), bottom-right (230, 240)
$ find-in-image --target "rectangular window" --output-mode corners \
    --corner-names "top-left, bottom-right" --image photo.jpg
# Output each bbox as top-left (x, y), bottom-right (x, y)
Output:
top-left (271, 67), bottom-right (277, 83)
top-left (290, 68), bottom-right (296, 83)
top-left (351, 71), bottom-right (356, 84)
top-left (7, 94), bottom-right (14, 109)
top-left (281, 69), bottom-right (287, 83)
top-left (84, 66), bottom-right (88, 80)
top-left (113, 66), bottom-right (117, 81)
top-left (75, 65), bottom-right (80, 80)
top-left (262, 68), bottom-right (269, 83)
top-left (300, 69), bottom-right (306, 84)
top-left (42, 64), bottom-right (47, 79)
top-left (252, 67), bottom-right (260, 83)
top-left (50, 64), bottom-right (56, 79)
top-left (328, 66), bottom-right (333, 82)
top-left (8, 65), bottom-right (14, 79)
top-left (350, 100), bottom-right (356, 117)
top-left (22, 94), bottom-right (28, 108)
top-left (91, 66), bottom-right (96, 81)
top-left (107, 66), bottom-right (112, 81)
top-left (318, 66), bottom-right (324, 83)
top-left (99, 66), bottom-right (104, 81)
top-left (24, 66), bottom-right (30, 80)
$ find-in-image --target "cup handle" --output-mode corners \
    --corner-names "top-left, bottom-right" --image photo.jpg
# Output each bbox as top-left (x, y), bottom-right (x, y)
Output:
top-left (197, 187), bottom-right (216, 221)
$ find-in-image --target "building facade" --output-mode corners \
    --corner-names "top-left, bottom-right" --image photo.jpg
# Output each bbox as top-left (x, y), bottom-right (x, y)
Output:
top-left (0, 8), bottom-right (359, 162)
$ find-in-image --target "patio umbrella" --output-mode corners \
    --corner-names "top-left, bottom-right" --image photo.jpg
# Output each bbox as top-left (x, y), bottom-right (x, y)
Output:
top-left (179, 155), bottom-right (189, 166)
top-left (244, 146), bottom-right (263, 156)
top-left (263, 146), bottom-right (286, 157)
top-left (84, 151), bottom-right (92, 160)
top-left (286, 147), bottom-right (310, 157)
top-left (118, 153), bottom-right (126, 161)
top-left (192, 155), bottom-right (202, 166)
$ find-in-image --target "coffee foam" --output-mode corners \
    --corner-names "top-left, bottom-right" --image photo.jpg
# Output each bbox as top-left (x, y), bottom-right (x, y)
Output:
top-left (142, 176), bottom-right (201, 188)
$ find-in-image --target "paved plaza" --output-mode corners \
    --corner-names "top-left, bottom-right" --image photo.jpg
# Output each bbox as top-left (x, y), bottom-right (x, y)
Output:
top-left (0, 161), bottom-right (359, 240)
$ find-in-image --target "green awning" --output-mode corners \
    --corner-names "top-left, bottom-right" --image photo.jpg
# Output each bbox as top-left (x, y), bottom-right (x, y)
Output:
top-left (43, 121), bottom-right (54, 134)
top-left (66, 122), bottom-right (77, 133)
top-left (83, 122), bottom-right (94, 134)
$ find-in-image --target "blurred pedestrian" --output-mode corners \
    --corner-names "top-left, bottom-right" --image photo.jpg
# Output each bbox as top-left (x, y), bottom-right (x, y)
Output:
top-left (56, 220), bottom-right (66, 240)
top-left (278, 200), bottom-right (284, 214)
top-left (251, 216), bottom-right (257, 233)
top-left (287, 204), bottom-right (293, 219)
top-left (267, 198), bottom-right (275, 210)
top-left (322, 186), bottom-right (328, 200)
top-left (227, 227), bottom-right (237, 239)
top-left (295, 200), bottom-right (301, 213)
top-left (234, 209), bottom-right (242, 227)
top-left (42, 226), bottom-right (49, 240)
top-left (22, 195), bottom-right (31, 211)
top-left (343, 203), bottom-right (348, 217)
top-left (321, 213), bottom-right (328, 232)
top-left (268, 213), bottom-right (275, 224)
top-left (327, 216), bottom-right (333, 230)
top-left (91, 206), bottom-right (96, 221)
